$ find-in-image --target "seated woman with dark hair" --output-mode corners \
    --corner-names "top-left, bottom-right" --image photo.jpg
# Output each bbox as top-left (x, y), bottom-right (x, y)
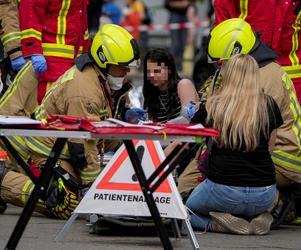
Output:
top-left (186, 54), bottom-right (283, 235)
top-left (143, 48), bottom-right (198, 123)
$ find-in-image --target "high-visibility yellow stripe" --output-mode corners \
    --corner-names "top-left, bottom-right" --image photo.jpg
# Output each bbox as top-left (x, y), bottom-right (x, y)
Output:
top-left (289, 12), bottom-right (301, 67)
top-left (35, 67), bottom-right (76, 120)
top-left (57, 0), bottom-right (71, 44)
top-left (282, 65), bottom-right (301, 79)
top-left (77, 46), bottom-right (83, 57)
top-left (25, 137), bottom-right (70, 159)
top-left (1, 31), bottom-right (21, 46)
top-left (34, 86), bottom-right (55, 119)
top-left (79, 169), bottom-right (101, 182)
top-left (45, 81), bottom-right (53, 93)
top-left (28, 182), bottom-right (46, 208)
top-left (291, 95), bottom-right (301, 154)
top-left (113, 90), bottom-right (131, 118)
top-left (42, 43), bottom-right (75, 59)
top-left (0, 62), bottom-right (32, 109)
top-left (282, 72), bottom-right (294, 90)
top-left (239, 0), bottom-right (248, 20)
top-left (6, 136), bottom-right (30, 159)
top-left (21, 29), bottom-right (42, 40)
top-left (44, 51), bottom-right (74, 59)
top-left (34, 105), bottom-right (46, 121)
top-left (281, 73), bottom-right (301, 155)
top-left (84, 30), bottom-right (89, 40)
top-left (272, 150), bottom-right (301, 171)
top-left (21, 180), bottom-right (34, 205)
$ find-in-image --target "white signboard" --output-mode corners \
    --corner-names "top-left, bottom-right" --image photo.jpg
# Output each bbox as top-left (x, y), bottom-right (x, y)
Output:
top-left (75, 140), bottom-right (188, 219)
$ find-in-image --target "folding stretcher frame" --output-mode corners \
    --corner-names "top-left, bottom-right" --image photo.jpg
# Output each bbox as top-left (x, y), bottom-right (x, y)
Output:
top-left (0, 122), bottom-right (218, 250)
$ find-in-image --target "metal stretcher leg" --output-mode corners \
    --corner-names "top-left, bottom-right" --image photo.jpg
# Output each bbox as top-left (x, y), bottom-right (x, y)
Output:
top-left (4, 137), bottom-right (68, 250)
top-left (124, 140), bottom-right (201, 250)
top-left (123, 140), bottom-right (174, 250)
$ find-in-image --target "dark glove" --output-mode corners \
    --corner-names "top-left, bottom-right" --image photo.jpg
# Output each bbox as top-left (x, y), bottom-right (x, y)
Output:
top-left (11, 56), bottom-right (26, 72)
top-left (47, 178), bottom-right (79, 220)
top-left (31, 54), bottom-right (47, 75)
top-left (125, 108), bottom-right (147, 123)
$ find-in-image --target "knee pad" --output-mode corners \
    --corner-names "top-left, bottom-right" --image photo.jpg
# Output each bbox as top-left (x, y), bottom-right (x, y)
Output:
top-left (68, 142), bottom-right (87, 169)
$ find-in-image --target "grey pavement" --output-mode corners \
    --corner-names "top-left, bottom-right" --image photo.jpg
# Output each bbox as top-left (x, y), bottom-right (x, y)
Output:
top-left (0, 205), bottom-right (300, 250)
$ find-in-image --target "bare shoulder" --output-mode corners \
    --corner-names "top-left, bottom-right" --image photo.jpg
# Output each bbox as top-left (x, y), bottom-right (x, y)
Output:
top-left (177, 78), bottom-right (196, 93)
top-left (177, 78), bottom-right (198, 103)
top-left (178, 78), bottom-right (195, 88)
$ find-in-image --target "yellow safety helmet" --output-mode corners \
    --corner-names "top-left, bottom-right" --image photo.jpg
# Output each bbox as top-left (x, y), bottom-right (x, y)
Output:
top-left (208, 18), bottom-right (256, 61)
top-left (90, 24), bottom-right (140, 69)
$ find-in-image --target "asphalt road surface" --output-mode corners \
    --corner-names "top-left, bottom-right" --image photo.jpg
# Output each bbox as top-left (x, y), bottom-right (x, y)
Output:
top-left (0, 205), bottom-right (300, 250)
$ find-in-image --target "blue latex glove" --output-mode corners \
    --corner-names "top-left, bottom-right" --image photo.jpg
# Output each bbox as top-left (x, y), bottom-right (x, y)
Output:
top-left (125, 108), bottom-right (147, 123)
top-left (181, 103), bottom-right (196, 121)
top-left (31, 54), bottom-right (47, 75)
top-left (11, 56), bottom-right (26, 72)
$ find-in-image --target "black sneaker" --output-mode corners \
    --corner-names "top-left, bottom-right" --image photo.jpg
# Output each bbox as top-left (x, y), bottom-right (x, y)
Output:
top-left (271, 191), bottom-right (295, 229)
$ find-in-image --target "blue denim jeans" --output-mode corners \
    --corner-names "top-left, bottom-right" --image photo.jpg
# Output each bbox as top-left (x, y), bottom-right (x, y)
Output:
top-left (186, 179), bottom-right (276, 231)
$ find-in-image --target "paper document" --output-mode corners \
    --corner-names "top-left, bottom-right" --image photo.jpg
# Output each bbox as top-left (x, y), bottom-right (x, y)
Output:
top-left (0, 116), bottom-right (43, 125)
top-left (91, 118), bottom-right (164, 130)
top-left (187, 123), bottom-right (205, 129)
top-left (167, 116), bottom-right (190, 124)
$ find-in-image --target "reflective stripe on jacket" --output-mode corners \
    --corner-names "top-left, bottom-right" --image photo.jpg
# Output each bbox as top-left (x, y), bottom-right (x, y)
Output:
top-left (19, 0), bottom-right (90, 82)
top-left (31, 63), bottom-right (111, 184)
top-left (0, 0), bottom-right (22, 59)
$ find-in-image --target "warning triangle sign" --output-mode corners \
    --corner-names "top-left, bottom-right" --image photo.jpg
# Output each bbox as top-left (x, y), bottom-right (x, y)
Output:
top-left (74, 140), bottom-right (188, 219)
top-left (96, 140), bottom-right (171, 193)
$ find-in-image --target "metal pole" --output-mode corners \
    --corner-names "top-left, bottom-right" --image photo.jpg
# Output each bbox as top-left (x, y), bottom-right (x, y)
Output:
top-left (53, 213), bottom-right (79, 242)
top-left (5, 138), bottom-right (68, 250)
top-left (124, 140), bottom-right (173, 250)
top-left (183, 218), bottom-right (200, 250)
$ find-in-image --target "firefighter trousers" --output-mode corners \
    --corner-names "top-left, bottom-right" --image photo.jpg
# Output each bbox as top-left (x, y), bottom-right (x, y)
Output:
top-left (0, 159), bottom-right (78, 214)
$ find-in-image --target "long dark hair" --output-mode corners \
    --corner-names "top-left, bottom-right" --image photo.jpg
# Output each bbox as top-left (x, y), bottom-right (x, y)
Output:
top-left (143, 48), bottom-right (181, 119)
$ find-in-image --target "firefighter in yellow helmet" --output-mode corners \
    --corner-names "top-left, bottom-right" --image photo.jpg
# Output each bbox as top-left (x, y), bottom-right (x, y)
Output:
top-left (179, 18), bottom-right (301, 228)
top-left (207, 18), bottom-right (256, 61)
top-left (0, 24), bottom-right (140, 218)
top-left (207, 18), bottom-right (301, 189)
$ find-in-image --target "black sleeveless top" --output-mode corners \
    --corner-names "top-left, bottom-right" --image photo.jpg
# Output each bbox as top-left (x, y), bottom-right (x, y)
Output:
top-left (151, 89), bottom-right (181, 123)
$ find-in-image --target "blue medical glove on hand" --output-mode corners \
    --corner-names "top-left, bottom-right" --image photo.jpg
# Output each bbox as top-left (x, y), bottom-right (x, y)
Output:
top-left (31, 54), bottom-right (47, 75)
top-left (11, 56), bottom-right (26, 72)
top-left (125, 108), bottom-right (147, 123)
top-left (181, 103), bottom-right (196, 121)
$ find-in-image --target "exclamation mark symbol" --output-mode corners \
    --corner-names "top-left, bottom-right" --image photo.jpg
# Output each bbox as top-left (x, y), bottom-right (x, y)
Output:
top-left (132, 145), bottom-right (144, 182)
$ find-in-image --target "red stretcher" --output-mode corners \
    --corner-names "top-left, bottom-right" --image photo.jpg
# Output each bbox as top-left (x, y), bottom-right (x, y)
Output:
top-left (1, 114), bottom-right (218, 250)
top-left (45, 115), bottom-right (219, 138)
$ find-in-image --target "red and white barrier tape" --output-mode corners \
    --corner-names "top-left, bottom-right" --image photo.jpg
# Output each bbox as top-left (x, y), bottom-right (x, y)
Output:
top-left (123, 20), bottom-right (210, 32)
